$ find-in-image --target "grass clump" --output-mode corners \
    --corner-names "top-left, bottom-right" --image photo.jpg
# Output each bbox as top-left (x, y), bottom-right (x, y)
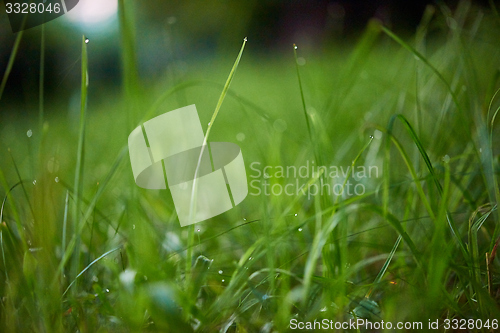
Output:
top-left (1, 1), bottom-right (500, 332)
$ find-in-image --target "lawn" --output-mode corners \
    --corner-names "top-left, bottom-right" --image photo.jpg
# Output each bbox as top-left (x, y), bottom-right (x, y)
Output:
top-left (1, 1), bottom-right (500, 332)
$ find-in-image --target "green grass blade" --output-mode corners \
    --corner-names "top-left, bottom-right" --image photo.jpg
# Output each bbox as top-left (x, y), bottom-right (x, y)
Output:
top-left (53, 145), bottom-right (128, 284)
top-left (381, 26), bottom-right (470, 138)
top-left (186, 38), bottom-right (247, 281)
top-left (70, 35), bottom-right (89, 286)
top-left (62, 246), bottom-right (121, 298)
top-left (39, 24), bottom-right (45, 132)
top-left (366, 235), bottom-right (402, 297)
top-left (388, 114), bottom-right (468, 258)
top-left (293, 44), bottom-right (318, 163)
top-left (0, 17), bottom-right (26, 101)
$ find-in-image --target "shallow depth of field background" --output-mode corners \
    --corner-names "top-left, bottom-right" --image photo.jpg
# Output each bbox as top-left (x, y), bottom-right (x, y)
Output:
top-left (1, 0), bottom-right (500, 332)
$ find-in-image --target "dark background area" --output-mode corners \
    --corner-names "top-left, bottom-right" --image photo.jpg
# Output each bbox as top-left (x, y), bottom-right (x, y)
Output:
top-left (0, 0), bottom-right (494, 113)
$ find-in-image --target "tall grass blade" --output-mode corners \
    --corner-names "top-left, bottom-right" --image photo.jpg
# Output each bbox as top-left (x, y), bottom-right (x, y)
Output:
top-left (387, 114), bottom-right (468, 258)
top-left (186, 38), bottom-right (247, 281)
top-left (0, 16), bottom-right (26, 101)
top-left (62, 246), bottom-right (121, 297)
top-left (70, 35), bottom-right (88, 287)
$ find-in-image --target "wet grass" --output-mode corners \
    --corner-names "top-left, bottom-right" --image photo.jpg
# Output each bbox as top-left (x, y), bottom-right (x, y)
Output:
top-left (1, 1), bottom-right (500, 332)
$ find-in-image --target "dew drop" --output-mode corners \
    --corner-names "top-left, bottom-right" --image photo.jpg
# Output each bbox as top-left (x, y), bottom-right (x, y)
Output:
top-left (222, 279), bottom-right (225, 282)
top-left (27, 129), bottom-right (32, 138)
top-left (105, 289), bottom-right (109, 293)
top-left (294, 213), bottom-right (298, 217)
top-left (218, 270), bottom-right (223, 274)
top-left (369, 135), bottom-right (374, 139)
top-left (298, 228), bottom-right (302, 232)
top-left (208, 122), bottom-right (211, 126)
top-left (294, 45), bottom-right (298, 50)
top-left (55, 177), bottom-right (59, 183)
top-left (236, 132), bottom-right (245, 142)
top-left (243, 37), bottom-right (247, 42)
top-left (144, 275), bottom-right (148, 281)
top-left (243, 218), bottom-right (246, 221)
top-left (443, 155), bottom-right (450, 163)
top-left (85, 37), bottom-right (89, 44)
top-left (248, 257), bottom-right (252, 261)
top-left (197, 229), bottom-right (200, 232)
top-left (132, 224), bottom-right (135, 229)
top-left (33, 180), bottom-right (36, 185)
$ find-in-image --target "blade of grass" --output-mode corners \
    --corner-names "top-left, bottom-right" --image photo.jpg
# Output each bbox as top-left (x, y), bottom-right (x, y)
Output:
top-left (0, 16), bottom-right (26, 101)
top-left (323, 19), bottom-right (382, 115)
top-left (293, 44), bottom-right (318, 165)
top-left (70, 35), bottom-right (89, 288)
top-left (365, 235), bottom-right (402, 298)
top-left (62, 246), bottom-right (121, 298)
top-left (185, 37), bottom-right (247, 284)
top-left (53, 145), bottom-right (128, 285)
top-left (302, 136), bottom-right (373, 305)
top-left (381, 26), bottom-right (470, 139)
top-left (387, 114), bottom-right (468, 258)
top-left (39, 23), bottom-right (45, 132)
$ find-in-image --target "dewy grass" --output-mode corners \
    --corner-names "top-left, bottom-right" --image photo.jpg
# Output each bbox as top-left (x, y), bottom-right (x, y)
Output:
top-left (69, 35), bottom-right (89, 291)
top-left (2, 2), bottom-right (500, 331)
top-left (186, 37), bottom-right (247, 284)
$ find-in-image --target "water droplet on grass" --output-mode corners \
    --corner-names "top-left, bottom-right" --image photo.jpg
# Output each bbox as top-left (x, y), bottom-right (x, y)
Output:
top-left (248, 257), bottom-right (252, 261)
top-left (222, 279), bottom-right (225, 282)
top-left (236, 132), bottom-right (245, 141)
top-left (197, 229), bottom-right (200, 232)
top-left (294, 45), bottom-right (298, 50)
top-left (33, 180), bottom-right (36, 185)
top-left (273, 119), bottom-right (287, 132)
top-left (85, 37), bottom-right (89, 44)
top-left (298, 228), bottom-right (302, 232)
top-left (218, 270), bottom-right (223, 274)
top-left (294, 213), bottom-right (298, 217)
top-left (27, 129), bottom-right (32, 138)
top-left (369, 135), bottom-right (374, 139)
top-left (55, 177), bottom-right (59, 183)
top-left (243, 37), bottom-right (247, 42)
top-left (132, 224), bottom-right (135, 229)
top-left (443, 155), bottom-right (450, 163)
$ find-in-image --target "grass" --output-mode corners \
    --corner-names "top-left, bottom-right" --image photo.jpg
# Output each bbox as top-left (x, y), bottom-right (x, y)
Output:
top-left (1, 1), bottom-right (500, 331)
